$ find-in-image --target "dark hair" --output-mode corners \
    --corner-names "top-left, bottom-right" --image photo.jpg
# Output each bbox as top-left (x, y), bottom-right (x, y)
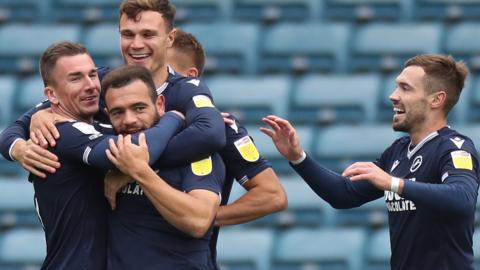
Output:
top-left (119, 0), bottom-right (176, 31)
top-left (39, 41), bottom-right (88, 87)
top-left (172, 28), bottom-right (205, 76)
top-left (101, 65), bottom-right (158, 105)
top-left (405, 54), bottom-right (469, 115)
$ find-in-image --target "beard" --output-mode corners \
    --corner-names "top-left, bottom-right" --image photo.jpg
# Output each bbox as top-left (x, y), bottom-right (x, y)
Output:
top-left (392, 102), bottom-right (427, 133)
top-left (114, 112), bottom-right (161, 135)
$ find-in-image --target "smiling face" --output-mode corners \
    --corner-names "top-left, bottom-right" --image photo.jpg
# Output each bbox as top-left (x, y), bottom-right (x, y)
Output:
top-left (119, 10), bottom-right (174, 81)
top-left (106, 79), bottom-right (164, 135)
top-left (389, 66), bottom-right (430, 134)
top-left (45, 54), bottom-right (100, 122)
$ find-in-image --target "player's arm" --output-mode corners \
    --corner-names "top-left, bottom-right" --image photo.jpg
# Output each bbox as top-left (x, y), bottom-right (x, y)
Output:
top-left (157, 80), bottom-right (226, 167)
top-left (261, 115), bottom-right (382, 208)
top-left (107, 135), bottom-right (223, 238)
top-left (215, 119), bottom-right (287, 225)
top-left (86, 112), bottom-right (184, 170)
top-left (400, 145), bottom-right (479, 217)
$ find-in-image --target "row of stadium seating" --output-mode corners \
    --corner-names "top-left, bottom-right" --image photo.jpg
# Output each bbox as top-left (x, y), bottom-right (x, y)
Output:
top-left (1, 174), bottom-right (479, 230)
top-left (1, 224), bottom-right (479, 270)
top-left (2, 72), bottom-right (480, 128)
top-left (2, 22), bottom-right (480, 75)
top-left (4, 0), bottom-right (480, 23)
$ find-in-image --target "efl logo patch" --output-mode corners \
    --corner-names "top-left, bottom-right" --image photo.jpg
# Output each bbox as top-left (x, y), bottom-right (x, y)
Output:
top-left (191, 156), bottom-right (213, 176)
top-left (192, 95), bottom-right (214, 108)
top-left (451, 150), bottom-right (473, 170)
top-left (234, 136), bottom-right (260, 162)
top-left (72, 122), bottom-right (101, 135)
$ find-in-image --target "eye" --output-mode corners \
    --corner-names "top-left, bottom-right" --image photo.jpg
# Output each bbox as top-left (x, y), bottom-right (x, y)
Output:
top-left (135, 106), bottom-right (146, 112)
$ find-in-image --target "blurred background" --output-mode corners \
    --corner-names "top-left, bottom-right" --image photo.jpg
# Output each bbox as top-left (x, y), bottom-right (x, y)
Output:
top-left (0, 0), bottom-right (480, 269)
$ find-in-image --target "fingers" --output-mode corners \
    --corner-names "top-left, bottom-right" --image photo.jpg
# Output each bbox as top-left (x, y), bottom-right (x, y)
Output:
top-left (262, 117), bottom-right (281, 131)
top-left (23, 164), bottom-right (47, 178)
top-left (104, 180), bottom-right (117, 210)
top-left (33, 129), bottom-right (49, 148)
top-left (23, 145), bottom-right (60, 175)
top-left (43, 121), bottom-right (60, 146)
top-left (221, 112), bottom-right (234, 125)
top-left (108, 137), bottom-right (119, 157)
top-left (220, 112), bottom-right (230, 118)
top-left (138, 133), bottom-right (147, 148)
top-left (106, 149), bottom-right (118, 166)
top-left (259, 127), bottom-right (275, 138)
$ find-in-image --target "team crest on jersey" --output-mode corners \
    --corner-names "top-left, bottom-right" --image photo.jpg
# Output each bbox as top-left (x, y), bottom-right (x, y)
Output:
top-left (192, 95), bottom-right (214, 108)
top-left (410, 155), bottom-right (422, 172)
top-left (451, 150), bottom-right (473, 170)
top-left (234, 135), bottom-right (260, 162)
top-left (191, 156), bottom-right (213, 176)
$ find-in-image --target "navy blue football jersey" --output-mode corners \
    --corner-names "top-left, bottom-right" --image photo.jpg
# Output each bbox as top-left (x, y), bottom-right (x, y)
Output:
top-left (32, 121), bottom-right (113, 270)
top-left (376, 127), bottom-right (479, 270)
top-left (209, 116), bottom-right (271, 265)
top-left (107, 153), bottom-right (225, 270)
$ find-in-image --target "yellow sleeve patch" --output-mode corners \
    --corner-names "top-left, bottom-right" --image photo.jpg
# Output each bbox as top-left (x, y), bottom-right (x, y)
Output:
top-left (191, 156), bottom-right (213, 176)
top-left (451, 150), bottom-right (473, 170)
top-left (192, 95), bottom-right (214, 108)
top-left (234, 135), bottom-right (260, 162)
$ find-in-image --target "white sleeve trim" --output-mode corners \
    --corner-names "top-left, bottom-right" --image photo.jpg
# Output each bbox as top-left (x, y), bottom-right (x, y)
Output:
top-left (8, 138), bottom-right (22, 161)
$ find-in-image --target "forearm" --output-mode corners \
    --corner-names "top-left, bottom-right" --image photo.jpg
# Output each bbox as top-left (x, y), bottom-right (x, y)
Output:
top-left (0, 121), bottom-right (30, 161)
top-left (215, 168), bottom-right (287, 225)
top-left (292, 154), bottom-right (383, 208)
top-left (402, 173), bottom-right (478, 216)
top-left (158, 108), bottom-right (226, 167)
top-left (133, 167), bottom-right (218, 238)
top-left (88, 112), bottom-right (183, 169)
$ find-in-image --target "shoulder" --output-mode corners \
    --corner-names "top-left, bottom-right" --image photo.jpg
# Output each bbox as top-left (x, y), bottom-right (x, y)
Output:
top-left (56, 121), bottom-right (104, 143)
top-left (437, 128), bottom-right (478, 157)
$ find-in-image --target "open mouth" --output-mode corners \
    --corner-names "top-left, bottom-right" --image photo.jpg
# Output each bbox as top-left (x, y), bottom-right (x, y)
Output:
top-left (129, 53), bottom-right (151, 61)
top-left (81, 95), bottom-right (98, 102)
top-left (393, 107), bottom-right (405, 115)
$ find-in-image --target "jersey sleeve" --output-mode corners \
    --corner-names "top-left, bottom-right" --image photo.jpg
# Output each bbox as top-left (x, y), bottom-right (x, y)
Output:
top-left (402, 135), bottom-right (480, 217)
top-left (0, 101), bottom-right (51, 160)
top-left (157, 78), bottom-right (226, 167)
top-left (181, 154), bottom-right (225, 195)
top-left (219, 116), bottom-right (271, 186)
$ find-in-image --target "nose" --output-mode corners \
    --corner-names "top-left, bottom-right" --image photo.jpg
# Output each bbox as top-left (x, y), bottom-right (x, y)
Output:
top-left (123, 110), bottom-right (138, 126)
top-left (389, 88), bottom-right (399, 103)
top-left (131, 35), bottom-right (144, 49)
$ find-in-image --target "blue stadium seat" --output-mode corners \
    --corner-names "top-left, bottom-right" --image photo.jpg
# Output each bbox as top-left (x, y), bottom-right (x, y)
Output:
top-left (233, 0), bottom-right (322, 23)
top-left (53, 0), bottom-right (121, 23)
top-left (84, 24), bottom-right (123, 69)
top-left (183, 23), bottom-right (260, 75)
top-left (315, 124), bottom-right (399, 172)
top-left (174, 0), bottom-right (232, 22)
top-left (216, 228), bottom-right (274, 270)
top-left (474, 226), bottom-right (480, 269)
top-left (0, 24), bottom-right (81, 74)
top-left (350, 23), bottom-right (442, 72)
top-left (445, 23), bottom-right (480, 72)
top-left (207, 75), bottom-right (291, 124)
top-left (290, 74), bottom-right (381, 124)
top-left (0, 76), bottom-right (16, 126)
top-left (273, 228), bottom-right (366, 270)
top-left (365, 228), bottom-right (391, 270)
top-left (14, 76), bottom-right (46, 117)
top-left (0, 228), bottom-right (45, 268)
top-left (324, 0), bottom-right (408, 22)
top-left (247, 176), bottom-right (334, 228)
top-left (415, 0), bottom-right (480, 21)
top-left (0, 0), bottom-right (45, 22)
top-left (261, 23), bottom-right (350, 74)
top-left (246, 125), bottom-right (314, 174)
top-left (0, 177), bottom-right (37, 228)
top-left (333, 198), bottom-right (388, 228)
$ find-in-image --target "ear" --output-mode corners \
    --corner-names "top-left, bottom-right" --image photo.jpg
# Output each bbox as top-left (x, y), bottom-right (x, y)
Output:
top-left (186, 67), bottom-right (199, 78)
top-left (44, 86), bottom-right (59, 105)
top-left (430, 90), bottom-right (447, 110)
top-left (166, 28), bottom-right (177, 48)
top-left (156, 94), bottom-right (166, 116)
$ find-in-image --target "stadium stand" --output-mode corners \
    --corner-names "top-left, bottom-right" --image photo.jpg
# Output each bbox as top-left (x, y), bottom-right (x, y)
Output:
top-left (0, 76), bottom-right (16, 126)
top-left (350, 23), bottom-right (442, 72)
top-left (444, 23), bottom-right (480, 73)
top-left (232, 0), bottom-right (322, 23)
top-left (14, 76), bottom-right (45, 119)
top-left (83, 23), bottom-right (123, 69)
top-left (182, 23), bottom-right (260, 75)
top-left (0, 228), bottom-right (45, 269)
top-left (53, 0), bottom-right (121, 23)
top-left (0, 176), bottom-right (37, 229)
top-left (324, 0), bottom-right (409, 22)
top-left (272, 227), bottom-right (366, 270)
top-left (365, 228), bottom-right (391, 270)
top-left (415, 0), bottom-right (480, 21)
top-left (261, 23), bottom-right (350, 74)
top-left (290, 74), bottom-right (381, 124)
top-left (207, 75), bottom-right (290, 124)
top-left (174, 0), bottom-right (231, 22)
top-left (0, 24), bottom-right (81, 74)
top-left (216, 228), bottom-right (274, 270)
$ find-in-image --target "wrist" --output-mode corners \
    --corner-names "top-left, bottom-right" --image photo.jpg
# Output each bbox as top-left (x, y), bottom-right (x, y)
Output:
top-left (10, 139), bottom-right (26, 161)
top-left (390, 177), bottom-right (403, 194)
top-left (290, 150), bottom-right (306, 165)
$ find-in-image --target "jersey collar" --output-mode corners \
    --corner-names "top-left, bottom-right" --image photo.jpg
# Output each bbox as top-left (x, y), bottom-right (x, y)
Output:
top-left (407, 130), bottom-right (439, 159)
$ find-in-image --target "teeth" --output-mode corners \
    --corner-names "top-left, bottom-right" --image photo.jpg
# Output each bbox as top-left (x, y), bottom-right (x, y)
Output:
top-left (130, 53), bottom-right (149, 59)
top-left (393, 108), bottom-right (404, 113)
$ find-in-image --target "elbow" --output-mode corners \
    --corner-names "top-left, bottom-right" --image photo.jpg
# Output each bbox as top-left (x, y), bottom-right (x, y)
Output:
top-left (272, 189), bottom-right (288, 212)
top-left (188, 219), bottom-right (213, 239)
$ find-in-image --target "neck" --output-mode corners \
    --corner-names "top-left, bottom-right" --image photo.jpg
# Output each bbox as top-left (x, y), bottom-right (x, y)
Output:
top-left (409, 115), bottom-right (447, 145)
top-left (152, 65), bottom-right (169, 88)
top-left (51, 105), bottom-right (94, 124)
